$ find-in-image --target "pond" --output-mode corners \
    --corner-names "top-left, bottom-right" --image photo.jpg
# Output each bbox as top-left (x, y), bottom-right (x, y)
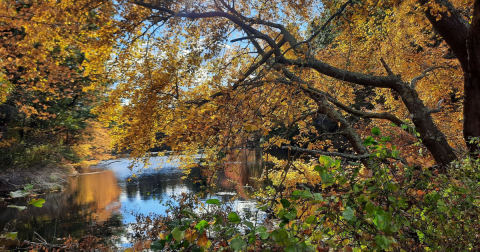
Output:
top-left (0, 149), bottom-right (265, 249)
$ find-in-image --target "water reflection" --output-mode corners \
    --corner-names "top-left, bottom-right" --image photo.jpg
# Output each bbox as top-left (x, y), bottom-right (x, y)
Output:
top-left (0, 169), bottom-right (123, 244)
top-left (0, 149), bottom-right (264, 247)
top-left (69, 169), bottom-right (122, 222)
top-left (215, 149), bottom-right (264, 199)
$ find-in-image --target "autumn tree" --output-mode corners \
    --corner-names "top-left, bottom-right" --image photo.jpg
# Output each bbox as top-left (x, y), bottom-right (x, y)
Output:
top-left (97, 0), bottom-right (478, 170)
top-left (0, 0), bottom-right (116, 167)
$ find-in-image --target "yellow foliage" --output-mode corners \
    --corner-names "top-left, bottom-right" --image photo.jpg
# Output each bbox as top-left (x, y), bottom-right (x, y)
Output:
top-left (72, 121), bottom-right (113, 167)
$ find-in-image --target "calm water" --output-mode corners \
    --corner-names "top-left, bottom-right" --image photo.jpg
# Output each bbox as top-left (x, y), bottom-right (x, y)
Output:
top-left (0, 149), bottom-right (264, 247)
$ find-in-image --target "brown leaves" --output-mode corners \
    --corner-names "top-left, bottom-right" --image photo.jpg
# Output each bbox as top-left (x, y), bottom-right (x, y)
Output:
top-left (197, 232), bottom-right (208, 247)
top-left (358, 167), bottom-right (373, 179)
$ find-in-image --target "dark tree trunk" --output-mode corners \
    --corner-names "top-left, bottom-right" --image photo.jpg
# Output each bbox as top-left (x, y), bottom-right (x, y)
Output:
top-left (464, 0), bottom-right (480, 153)
top-left (397, 85), bottom-right (457, 167)
top-left (424, 0), bottom-right (480, 154)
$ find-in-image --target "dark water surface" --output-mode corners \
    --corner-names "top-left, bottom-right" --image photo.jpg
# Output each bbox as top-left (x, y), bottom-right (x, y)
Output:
top-left (0, 149), bottom-right (264, 247)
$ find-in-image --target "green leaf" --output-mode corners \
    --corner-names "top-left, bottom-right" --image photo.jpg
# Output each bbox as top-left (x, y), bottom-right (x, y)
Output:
top-left (321, 172), bottom-right (334, 184)
top-left (342, 207), bottom-right (354, 220)
top-left (388, 196), bottom-right (397, 202)
top-left (256, 226), bottom-right (270, 239)
top-left (387, 183), bottom-right (398, 192)
top-left (28, 198), bottom-right (45, 208)
top-left (10, 190), bottom-right (29, 198)
top-left (381, 136), bottom-right (391, 142)
top-left (7, 205), bottom-right (26, 211)
top-left (437, 200), bottom-right (448, 212)
top-left (374, 235), bottom-right (392, 250)
top-left (23, 184), bottom-right (33, 192)
top-left (305, 215), bottom-right (316, 224)
top-left (180, 208), bottom-right (197, 218)
top-left (243, 221), bottom-right (254, 229)
top-left (206, 198), bottom-right (220, 206)
top-left (195, 220), bottom-right (209, 230)
top-left (228, 212), bottom-right (241, 224)
top-left (272, 229), bottom-right (289, 246)
top-left (255, 226), bottom-right (267, 233)
top-left (366, 202), bottom-right (375, 215)
top-left (171, 227), bottom-right (185, 241)
top-left (374, 210), bottom-right (390, 231)
top-left (285, 208), bottom-right (297, 220)
top-left (363, 136), bottom-right (375, 146)
top-left (314, 165), bottom-right (324, 173)
top-left (6, 232), bottom-right (18, 240)
top-left (292, 190), bottom-right (313, 199)
top-left (281, 198), bottom-right (291, 208)
top-left (286, 242), bottom-right (309, 252)
top-left (416, 230), bottom-right (425, 243)
top-left (230, 236), bottom-right (246, 251)
top-left (150, 240), bottom-right (166, 251)
top-left (334, 159), bottom-right (341, 169)
top-left (401, 124), bottom-right (408, 130)
top-left (313, 193), bottom-right (323, 201)
top-left (259, 231), bottom-right (270, 240)
top-left (319, 156), bottom-right (333, 168)
top-left (371, 127), bottom-right (381, 136)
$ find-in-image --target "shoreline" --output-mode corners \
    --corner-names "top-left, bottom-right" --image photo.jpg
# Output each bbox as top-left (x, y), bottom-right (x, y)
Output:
top-left (0, 164), bottom-right (75, 196)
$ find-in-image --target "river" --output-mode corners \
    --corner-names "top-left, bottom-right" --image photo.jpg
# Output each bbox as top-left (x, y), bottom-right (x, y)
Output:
top-left (0, 149), bottom-right (264, 249)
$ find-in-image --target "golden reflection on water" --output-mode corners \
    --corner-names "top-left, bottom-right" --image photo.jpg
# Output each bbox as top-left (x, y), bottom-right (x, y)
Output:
top-left (67, 169), bottom-right (122, 222)
top-left (218, 149), bottom-right (264, 199)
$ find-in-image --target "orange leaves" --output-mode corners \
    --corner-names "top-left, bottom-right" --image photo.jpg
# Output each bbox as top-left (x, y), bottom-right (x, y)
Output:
top-left (197, 232), bottom-right (208, 247)
top-left (0, 0), bottom-right (116, 118)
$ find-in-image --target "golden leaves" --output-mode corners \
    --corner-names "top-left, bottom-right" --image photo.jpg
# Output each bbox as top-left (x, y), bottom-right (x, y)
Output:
top-left (196, 232), bottom-right (208, 247)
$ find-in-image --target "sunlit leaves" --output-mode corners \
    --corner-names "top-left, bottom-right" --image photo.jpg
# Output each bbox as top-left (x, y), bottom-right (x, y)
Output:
top-left (28, 198), bottom-right (46, 208)
top-left (227, 212), bottom-right (241, 224)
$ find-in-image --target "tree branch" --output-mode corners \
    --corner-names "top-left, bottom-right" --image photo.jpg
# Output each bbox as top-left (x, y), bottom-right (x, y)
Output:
top-left (380, 57), bottom-right (394, 76)
top-left (282, 146), bottom-right (370, 160)
top-left (410, 66), bottom-right (446, 89)
top-left (326, 95), bottom-right (407, 126)
top-left (421, 0), bottom-right (470, 69)
top-left (427, 99), bottom-right (444, 114)
top-left (279, 58), bottom-right (403, 89)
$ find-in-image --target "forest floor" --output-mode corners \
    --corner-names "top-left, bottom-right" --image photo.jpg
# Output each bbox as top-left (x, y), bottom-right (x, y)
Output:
top-left (0, 164), bottom-right (75, 195)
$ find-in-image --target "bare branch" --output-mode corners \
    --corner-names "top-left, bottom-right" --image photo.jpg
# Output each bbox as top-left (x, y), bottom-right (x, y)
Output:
top-left (230, 36), bottom-right (261, 42)
top-left (133, 1), bottom-right (283, 56)
top-left (410, 66), bottom-right (446, 88)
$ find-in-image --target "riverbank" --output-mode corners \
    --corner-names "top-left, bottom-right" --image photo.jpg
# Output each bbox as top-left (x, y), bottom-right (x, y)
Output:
top-left (0, 164), bottom-right (75, 195)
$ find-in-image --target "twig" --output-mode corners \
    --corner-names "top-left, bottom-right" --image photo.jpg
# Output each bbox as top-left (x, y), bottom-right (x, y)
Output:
top-left (34, 231), bottom-right (47, 244)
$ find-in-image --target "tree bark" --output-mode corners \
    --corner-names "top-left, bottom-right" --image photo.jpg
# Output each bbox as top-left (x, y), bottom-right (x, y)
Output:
top-left (423, 0), bottom-right (480, 154)
top-left (396, 85), bottom-right (457, 167)
top-left (464, 0), bottom-right (480, 153)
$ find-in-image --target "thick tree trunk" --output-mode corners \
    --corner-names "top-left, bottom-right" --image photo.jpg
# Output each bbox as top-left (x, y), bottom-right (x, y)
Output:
top-left (464, 0), bottom-right (480, 153)
top-left (464, 74), bottom-right (480, 153)
top-left (397, 85), bottom-right (457, 167)
top-left (424, 0), bottom-right (480, 154)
